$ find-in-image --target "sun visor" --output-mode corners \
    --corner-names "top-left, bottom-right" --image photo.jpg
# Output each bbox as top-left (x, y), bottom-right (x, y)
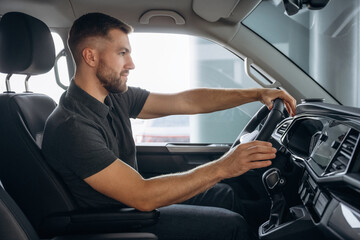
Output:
top-left (192, 0), bottom-right (240, 22)
top-left (192, 0), bottom-right (262, 24)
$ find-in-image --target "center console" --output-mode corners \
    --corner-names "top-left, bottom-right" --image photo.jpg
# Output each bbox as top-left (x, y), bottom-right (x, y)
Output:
top-left (298, 172), bottom-right (330, 221)
top-left (258, 171), bottom-right (326, 240)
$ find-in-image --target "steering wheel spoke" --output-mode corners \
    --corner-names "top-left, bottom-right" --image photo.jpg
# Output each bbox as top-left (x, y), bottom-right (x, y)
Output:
top-left (232, 98), bottom-right (285, 148)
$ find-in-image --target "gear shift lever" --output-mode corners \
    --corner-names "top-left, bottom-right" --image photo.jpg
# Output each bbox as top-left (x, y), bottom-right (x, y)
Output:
top-left (262, 168), bottom-right (292, 233)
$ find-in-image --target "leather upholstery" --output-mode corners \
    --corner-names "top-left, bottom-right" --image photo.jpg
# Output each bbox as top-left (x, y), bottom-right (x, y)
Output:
top-left (0, 182), bottom-right (39, 240)
top-left (0, 11), bottom-right (77, 233)
top-left (0, 12), bottom-right (159, 238)
top-left (0, 92), bottom-right (78, 232)
top-left (0, 182), bottom-right (157, 240)
top-left (0, 12), bottom-right (55, 74)
top-left (10, 93), bottom-right (58, 147)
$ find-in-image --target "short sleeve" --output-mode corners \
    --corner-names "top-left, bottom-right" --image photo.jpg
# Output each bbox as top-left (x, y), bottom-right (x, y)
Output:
top-left (43, 116), bottom-right (117, 179)
top-left (124, 87), bottom-right (150, 118)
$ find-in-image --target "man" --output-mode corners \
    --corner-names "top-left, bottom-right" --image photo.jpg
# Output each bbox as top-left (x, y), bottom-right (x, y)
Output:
top-left (42, 13), bottom-right (296, 240)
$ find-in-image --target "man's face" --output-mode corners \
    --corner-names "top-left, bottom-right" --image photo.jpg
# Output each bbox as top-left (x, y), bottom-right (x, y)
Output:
top-left (96, 29), bottom-right (135, 93)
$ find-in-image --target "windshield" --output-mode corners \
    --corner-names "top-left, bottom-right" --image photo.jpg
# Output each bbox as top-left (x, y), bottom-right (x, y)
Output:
top-left (243, 0), bottom-right (360, 108)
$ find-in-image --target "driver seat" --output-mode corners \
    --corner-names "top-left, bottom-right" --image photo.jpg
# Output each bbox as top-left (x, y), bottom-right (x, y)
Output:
top-left (0, 11), bottom-right (158, 238)
top-left (0, 180), bottom-right (157, 240)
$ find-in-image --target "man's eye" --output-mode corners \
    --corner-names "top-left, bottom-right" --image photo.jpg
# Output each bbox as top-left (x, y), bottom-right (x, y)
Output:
top-left (119, 52), bottom-right (126, 56)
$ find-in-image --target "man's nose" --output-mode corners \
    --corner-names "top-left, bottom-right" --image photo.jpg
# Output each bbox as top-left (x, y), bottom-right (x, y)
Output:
top-left (126, 55), bottom-right (135, 70)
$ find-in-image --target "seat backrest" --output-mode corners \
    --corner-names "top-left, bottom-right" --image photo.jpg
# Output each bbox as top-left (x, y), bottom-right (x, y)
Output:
top-left (10, 93), bottom-right (58, 147)
top-left (0, 181), bottom-right (40, 240)
top-left (0, 12), bottom-right (79, 231)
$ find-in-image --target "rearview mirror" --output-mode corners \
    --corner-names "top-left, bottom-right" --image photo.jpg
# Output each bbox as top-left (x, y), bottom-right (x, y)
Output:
top-left (283, 0), bottom-right (330, 16)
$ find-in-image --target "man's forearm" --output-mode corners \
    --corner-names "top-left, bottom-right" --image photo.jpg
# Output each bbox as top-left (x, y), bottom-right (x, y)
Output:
top-left (179, 87), bottom-right (296, 116)
top-left (140, 159), bottom-right (223, 211)
top-left (179, 88), bottom-right (260, 114)
top-left (139, 87), bottom-right (296, 118)
top-left (138, 88), bottom-right (261, 119)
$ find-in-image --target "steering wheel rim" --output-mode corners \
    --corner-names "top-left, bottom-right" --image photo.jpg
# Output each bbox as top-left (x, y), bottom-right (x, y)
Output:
top-left (232, 98), bottom-right (285, 148)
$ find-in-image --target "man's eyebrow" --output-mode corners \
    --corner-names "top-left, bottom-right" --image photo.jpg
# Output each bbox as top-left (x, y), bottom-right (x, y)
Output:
top-left (118, 47), bottom-right (131, 53)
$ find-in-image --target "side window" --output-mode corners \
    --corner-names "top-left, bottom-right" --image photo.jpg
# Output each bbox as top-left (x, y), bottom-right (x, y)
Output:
top-left (130, 33), bottom-right (264, 144)
top-left (0, 32), bottom-right (68, 103)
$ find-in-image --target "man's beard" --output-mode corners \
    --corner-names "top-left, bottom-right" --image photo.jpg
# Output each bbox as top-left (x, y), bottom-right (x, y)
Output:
top-left (96, 60), bottom-right (128, 94)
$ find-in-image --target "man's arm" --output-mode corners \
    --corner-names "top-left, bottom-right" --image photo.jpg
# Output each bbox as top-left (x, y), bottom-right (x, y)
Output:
top-left (84, 140), bottom-right (276, 211)
top-left (138, 88), bottom-right (296, 119)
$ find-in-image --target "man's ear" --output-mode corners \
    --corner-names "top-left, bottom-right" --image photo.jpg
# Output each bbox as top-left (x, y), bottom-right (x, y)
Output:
top-left (81, 47), bottom-right (98, 67)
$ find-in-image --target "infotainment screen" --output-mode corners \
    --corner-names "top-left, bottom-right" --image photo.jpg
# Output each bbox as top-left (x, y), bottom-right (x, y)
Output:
top-left (311, 121), bottom-right (349, 170)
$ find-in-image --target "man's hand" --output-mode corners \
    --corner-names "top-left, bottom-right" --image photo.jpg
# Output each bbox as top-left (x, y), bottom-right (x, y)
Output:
top-left (257, 89), bottom-right (296, 117)
top-left (217, 141), bottom-right (276, 179)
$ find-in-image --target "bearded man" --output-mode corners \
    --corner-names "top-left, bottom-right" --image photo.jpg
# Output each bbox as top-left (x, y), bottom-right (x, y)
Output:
top-left (42, 12), bottom-right (296, 240)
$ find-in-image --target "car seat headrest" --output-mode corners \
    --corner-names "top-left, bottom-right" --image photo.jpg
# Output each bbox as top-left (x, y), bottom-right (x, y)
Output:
top-left (0, 12), bottom-right (55, 75)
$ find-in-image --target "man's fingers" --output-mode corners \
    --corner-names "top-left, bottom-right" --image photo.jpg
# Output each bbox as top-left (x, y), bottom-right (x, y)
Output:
top-left (235, 141), bottom-right (277, 161)
top-left (266, 101), bottom-right (273, 111)
top-left (248, 152), bottom-right (276, 161)
top-left (280, 91), bottom-right (297, 116)
top-left (238, 140), bottom-right (273, 152)
top-left (240, 140), bottom-right (272, 148)
top-left (260, 89), bottom-right (297, 117)
top-left (284, 101), bottom-right (296, 117)
top-left (285, 99), bottom-right (296, 116)
top-left (249, 160), bottom-right (272, 169)
top-left (245, 145), bottom-right (276, 157)
top-left (284, 102), bottom-right (291, 116)
top-left (222, 141), bottom-right (275, 178)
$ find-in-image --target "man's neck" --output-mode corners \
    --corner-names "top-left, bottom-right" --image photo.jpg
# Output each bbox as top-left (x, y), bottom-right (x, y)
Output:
top-left (73, 72), bottom-right (108, 103)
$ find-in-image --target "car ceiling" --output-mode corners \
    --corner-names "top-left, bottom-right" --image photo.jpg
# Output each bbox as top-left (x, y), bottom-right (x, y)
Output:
top-left (0, 0), bottom-right (338, 104)
top-left (0, 0), bottom-right (258, 31)
top-left (0, 0), bottom-right (262, 63)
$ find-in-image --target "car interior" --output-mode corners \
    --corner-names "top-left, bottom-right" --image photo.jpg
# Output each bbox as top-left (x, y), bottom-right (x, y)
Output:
top-left (0, 0), bottom-right (360, 240)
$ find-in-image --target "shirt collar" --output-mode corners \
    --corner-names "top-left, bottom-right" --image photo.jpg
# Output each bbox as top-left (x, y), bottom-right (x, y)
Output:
top-left (66, 80), bottom-right (112, 118)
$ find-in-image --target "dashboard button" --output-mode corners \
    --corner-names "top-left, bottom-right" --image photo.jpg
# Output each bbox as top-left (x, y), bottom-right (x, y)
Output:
top-left (320, 134), bottom-right (328, 142)
top-left (331, 141), bottom-right (340, 149)
top-left (308, 176), bottom-right (317, 190)
top-left (298, 182), bottom-right (305, 194)
top-left (332, 160), bottom-right (344, 170)
top-left (300, 187), bottom-right (307, 201)
top-left (314, 192), bottom-right (329, 216)
top-left (313, 188), bottom-right (321, 205)
top-left (304, 192), bottom-right (315, 207)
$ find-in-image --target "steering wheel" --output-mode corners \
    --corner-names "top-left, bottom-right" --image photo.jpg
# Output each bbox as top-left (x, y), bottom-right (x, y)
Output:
top-left (232, 98), bottom-right (285, 148)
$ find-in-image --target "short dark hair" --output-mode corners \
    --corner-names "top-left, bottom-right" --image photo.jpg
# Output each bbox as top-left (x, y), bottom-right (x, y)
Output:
top-left (68, 12), bottom-right (133, 65)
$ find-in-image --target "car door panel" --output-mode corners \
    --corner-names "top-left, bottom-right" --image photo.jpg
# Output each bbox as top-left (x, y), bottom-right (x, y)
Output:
top-left (136, 143), bottom-right (229, 178)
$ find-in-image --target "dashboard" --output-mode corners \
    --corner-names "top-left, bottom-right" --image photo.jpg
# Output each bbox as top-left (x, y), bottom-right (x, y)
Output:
top-left (272, 102), bottom-right (360, 240)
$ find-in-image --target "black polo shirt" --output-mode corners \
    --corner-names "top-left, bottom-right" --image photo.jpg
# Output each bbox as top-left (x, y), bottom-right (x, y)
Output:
top-left (42, 80), bottom-right (149, 208)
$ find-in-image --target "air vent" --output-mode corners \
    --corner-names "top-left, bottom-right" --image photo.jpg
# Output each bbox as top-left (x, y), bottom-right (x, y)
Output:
top-left (276, 121), bottom-right (290, 136)
top-left (327, 129), bottom-right (359, 174)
